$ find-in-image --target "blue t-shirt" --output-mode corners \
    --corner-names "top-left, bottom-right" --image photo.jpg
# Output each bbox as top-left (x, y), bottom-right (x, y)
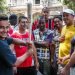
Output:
top-left (0, 37), bottom-right (16, 75)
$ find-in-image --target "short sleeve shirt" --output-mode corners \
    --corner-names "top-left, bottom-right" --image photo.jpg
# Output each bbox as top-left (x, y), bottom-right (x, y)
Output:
top-left (33, 29), bottom-right (54, 59)
top-left (59, 25), bottom-right (75, 64)
top-left (11, 31), bottom-right (33, 67)
top-left (0, 37), bottom-right (16, 75)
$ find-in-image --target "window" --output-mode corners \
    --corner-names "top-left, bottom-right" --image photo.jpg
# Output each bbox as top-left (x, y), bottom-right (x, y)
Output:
top-left (11, 0), bottom-right (17, 6)
top-left (35, 0), bottom-right (40, 4)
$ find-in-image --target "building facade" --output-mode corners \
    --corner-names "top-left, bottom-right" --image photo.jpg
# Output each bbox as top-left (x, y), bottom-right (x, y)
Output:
top-left (6, 0), bottom-right (64, 20)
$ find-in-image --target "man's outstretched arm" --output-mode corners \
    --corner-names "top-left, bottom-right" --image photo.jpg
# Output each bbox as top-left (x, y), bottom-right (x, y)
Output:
top-left (60, 37), bottom-right (75, 75)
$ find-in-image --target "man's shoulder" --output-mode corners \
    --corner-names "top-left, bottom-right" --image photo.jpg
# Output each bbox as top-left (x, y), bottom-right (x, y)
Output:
top-left (0, 39), bottom-right (4, 45)
top-left (33, 29), bottom-right (39, 33)
top-left (0, 37), bottom-right (13, 48)
top-left (46, 29), bottom-right (54, 34)
top-left (11, 31), bottom-right (20, 38)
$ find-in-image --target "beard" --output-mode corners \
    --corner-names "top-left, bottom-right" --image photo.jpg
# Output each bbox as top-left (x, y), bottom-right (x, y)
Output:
top-left (39, 26), bottom-right (45, 31)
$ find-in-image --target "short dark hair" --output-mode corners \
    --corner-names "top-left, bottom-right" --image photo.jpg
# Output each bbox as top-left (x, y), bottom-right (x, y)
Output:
top-left (9, 14), bottom-right (17, 20)
top-left (18, 16), bottom-right (28, 23)
top-left (0, 15), bottom-right (8, 21)
top-left (53, 15), bottom-right (62, 21)
top-left (9, 14), bottom-right (17, 25)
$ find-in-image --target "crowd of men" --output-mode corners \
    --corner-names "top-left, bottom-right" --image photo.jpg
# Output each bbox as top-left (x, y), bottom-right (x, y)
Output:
top-left (0, 7), bottom-right (75, 75)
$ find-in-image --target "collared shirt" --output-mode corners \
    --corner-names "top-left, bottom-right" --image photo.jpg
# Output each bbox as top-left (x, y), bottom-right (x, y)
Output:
top-left (59, 25), bottom-right (75, 65)
top-left (33, 28), bottom-right (53, 59)
top-left (53, 29), bottom-right (61, 58)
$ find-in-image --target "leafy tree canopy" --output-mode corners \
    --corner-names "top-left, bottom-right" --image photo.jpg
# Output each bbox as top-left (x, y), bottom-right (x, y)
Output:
top-left (0, 0), bottom-right (6, 12)
top-left (63, 0), bottom-right (75, 11)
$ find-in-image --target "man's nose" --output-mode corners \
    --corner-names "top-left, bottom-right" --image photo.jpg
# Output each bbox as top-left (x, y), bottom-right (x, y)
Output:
top-left (63, 16), bottom-right (67, 20)
top-left (3, 28), bottom-right (8, 32)
top-left (55, 22), bottom-right (59, 25)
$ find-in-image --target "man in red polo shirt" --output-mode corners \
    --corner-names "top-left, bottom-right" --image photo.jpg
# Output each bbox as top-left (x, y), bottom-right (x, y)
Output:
top-left (12, 16), bottom-right (38, 75)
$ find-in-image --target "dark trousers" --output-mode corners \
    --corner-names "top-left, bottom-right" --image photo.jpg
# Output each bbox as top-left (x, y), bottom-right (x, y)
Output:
top-left (50, 64), bottom-right (58, 75)
top-left (16, 66), bottom-right (37, 75)
top-left (38, 59), bottom-right (50, 75)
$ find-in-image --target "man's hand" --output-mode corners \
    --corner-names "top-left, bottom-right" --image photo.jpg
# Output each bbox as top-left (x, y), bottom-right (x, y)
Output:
top-left (58, 57), bottom-right (63, 64)
top-left (35, 62), bottom-right (39, 71)
top-left (60, 67), bottom-right (69, 75)
top-left (58, 56), bottom-right (69, 65)
top-left (26, 41), bottom-right (33, 49)
top-left (27, 48), bottom-right (34, 56)
top-left (42, 41), bottom-right (49, 48)
top-left (59, 35), bottom-right (65, 43)
top-left (13, 67), bottom-right (17, 74)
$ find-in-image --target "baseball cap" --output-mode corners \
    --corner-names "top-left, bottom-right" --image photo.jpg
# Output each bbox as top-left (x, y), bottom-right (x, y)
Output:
top-left (63, 9), bottom-right (75, 16)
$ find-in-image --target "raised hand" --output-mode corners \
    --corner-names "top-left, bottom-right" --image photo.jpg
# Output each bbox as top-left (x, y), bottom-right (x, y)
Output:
top-left (27, 48), bottom-right (34, 56)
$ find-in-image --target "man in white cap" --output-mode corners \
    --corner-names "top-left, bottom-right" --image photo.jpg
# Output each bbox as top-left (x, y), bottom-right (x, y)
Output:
top-left (63, 9), bottom-right (74, 16)
top-left (58, 8), bottom-right (75, 75)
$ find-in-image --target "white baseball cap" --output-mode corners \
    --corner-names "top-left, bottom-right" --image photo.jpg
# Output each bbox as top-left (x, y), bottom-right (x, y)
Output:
top-left (63, 9), bottom-right (75, 16)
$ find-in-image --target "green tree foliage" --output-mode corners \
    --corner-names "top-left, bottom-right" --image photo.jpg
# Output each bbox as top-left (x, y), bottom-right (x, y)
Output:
top-left (0, 0), bottom-right (6, 12)
top-left (63, 0), bottom-right (75, 11)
